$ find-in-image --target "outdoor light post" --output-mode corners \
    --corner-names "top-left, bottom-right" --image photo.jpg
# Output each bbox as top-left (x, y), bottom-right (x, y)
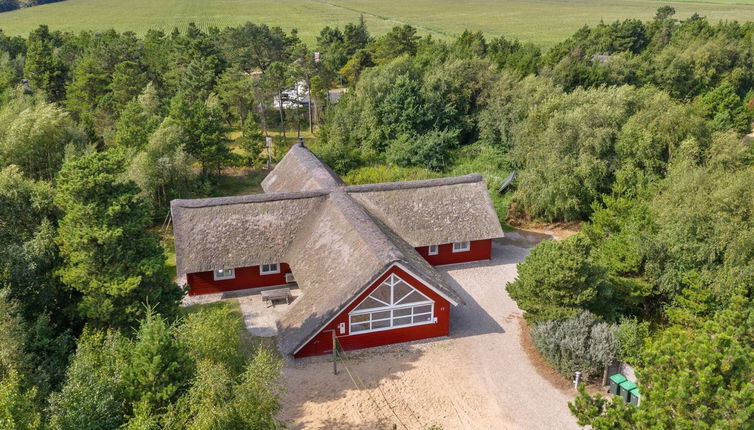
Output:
top-left (574, 371), bottom-right (582, 389)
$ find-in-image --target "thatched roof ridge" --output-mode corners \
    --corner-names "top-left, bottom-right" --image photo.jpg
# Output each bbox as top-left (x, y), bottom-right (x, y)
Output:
top-left (345, 173), bottom-right (483, 193)
top-left (261, 143), bottom-right (344, 193)
top-left (171, 189), bottom-right (329, 209)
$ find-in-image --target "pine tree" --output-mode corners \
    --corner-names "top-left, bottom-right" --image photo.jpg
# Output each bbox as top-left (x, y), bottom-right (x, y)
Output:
top-left (23, 25), bottom-right (66, 102)
top-left (55, 151), bottom-right (182, 329)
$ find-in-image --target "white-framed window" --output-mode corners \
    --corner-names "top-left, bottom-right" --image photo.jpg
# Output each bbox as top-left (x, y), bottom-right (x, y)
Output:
top-left (260, 263), bottom-right (280, 275)
top-left (213, 268), bottom-right (235, 280)
top-left (428, 244), bottom-right (439, 256)
top-left (349, 274), bottom-right (435, 334)
top-left (452, 241), bottom-right (470, 253)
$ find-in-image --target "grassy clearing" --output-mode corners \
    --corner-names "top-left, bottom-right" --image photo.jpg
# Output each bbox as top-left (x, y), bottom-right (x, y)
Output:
top-left (209, 170), bottom-right (267, 196)
top-left (1, 0), bottom-right (753, 45)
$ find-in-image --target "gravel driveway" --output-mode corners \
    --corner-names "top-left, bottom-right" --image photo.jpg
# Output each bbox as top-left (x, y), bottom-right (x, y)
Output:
top-left (279, 231), bottom-right (579, 430)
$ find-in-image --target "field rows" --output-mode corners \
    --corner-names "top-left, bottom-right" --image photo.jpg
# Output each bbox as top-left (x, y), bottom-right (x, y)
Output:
top-left (0, 0), bottom-right (753, 45)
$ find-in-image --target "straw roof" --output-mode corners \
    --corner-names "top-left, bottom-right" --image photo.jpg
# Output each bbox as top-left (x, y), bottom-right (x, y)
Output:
top-left (171, 144), bottom-right (503, 356)
top-left (277, 191), bottom-right (461, 355)
top-left (261, 143), bottom-right (343, 193)
top-left (171, 191), bottom-right (328, 274)
top-left (347, 175), bottom-right (504, 247)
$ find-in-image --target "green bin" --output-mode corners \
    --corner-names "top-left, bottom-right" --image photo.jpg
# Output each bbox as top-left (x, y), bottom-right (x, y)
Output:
top-left (608, 374), bottom-right (626, 396)
top-left (629, 387), bottom-right (640, 406)
top-left (619, 380), bottom-right (636, 403)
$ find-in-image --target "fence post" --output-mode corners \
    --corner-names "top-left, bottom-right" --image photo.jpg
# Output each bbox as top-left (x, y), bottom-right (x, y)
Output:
top-left (332, 331), bottom-right (337, 375)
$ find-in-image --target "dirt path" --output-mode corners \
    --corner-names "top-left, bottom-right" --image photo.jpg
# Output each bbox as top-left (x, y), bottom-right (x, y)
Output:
top-left (279, 232), bottom-right (579, 429)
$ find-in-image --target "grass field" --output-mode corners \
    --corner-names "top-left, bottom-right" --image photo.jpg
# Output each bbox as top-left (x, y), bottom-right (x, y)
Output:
top-left (0, 0), bottom-right (753, 45)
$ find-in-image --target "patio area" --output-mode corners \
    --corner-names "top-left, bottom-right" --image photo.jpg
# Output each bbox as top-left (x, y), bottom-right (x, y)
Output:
top-left (182, 284), bottom-right (302, 336)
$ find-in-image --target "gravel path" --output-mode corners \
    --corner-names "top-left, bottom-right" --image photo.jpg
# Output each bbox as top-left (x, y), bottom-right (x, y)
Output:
top-left (279, 232), bottom-right (579, 429)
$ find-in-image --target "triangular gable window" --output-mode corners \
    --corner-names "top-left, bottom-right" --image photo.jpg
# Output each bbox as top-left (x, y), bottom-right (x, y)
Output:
top-left (350, 274), bottom-right (434, 334)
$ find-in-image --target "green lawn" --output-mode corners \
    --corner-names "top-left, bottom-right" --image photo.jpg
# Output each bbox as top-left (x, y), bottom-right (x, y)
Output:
top-left (1, 0), bottom-right (753, 45)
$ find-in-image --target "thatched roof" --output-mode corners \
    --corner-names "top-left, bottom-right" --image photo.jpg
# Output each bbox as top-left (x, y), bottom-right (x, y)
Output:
top-left (277, 191), bottom-right (461, 355)
top-left (171, 191), bottom-right (328, 274)
top-left (347, 175), bottom-right (504, 247)
top-left (261, 143), bottom-right (344, 193)
top-left (171, 144), bottom-right (503, 357)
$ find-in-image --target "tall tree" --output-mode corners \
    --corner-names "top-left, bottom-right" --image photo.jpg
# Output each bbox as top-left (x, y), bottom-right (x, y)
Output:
top-left (23, 25), bottom-right (66, 102)
top-left (169, 95), bottom-right (232, 174)
top-left (0, 101), bottom-right (86, 181)
top-left (55, 151), bottom-right (182, 329)
top-left (262, 61), bottom-right (291, 137)
top-left (372, 24), bottom-right (420, 63)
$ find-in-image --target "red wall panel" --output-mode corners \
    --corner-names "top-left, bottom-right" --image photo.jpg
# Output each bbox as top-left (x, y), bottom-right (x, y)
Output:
top-left (186, 263), bottom-right (291, 296)
top-left (415, 239), bottom-right (492, 266)
top-left (295, 265), bottom-right (451, 358)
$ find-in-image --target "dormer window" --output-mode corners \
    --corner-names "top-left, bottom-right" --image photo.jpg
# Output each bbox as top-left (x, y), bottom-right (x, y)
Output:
top-left (214, 268), bottom-right (235, 280)
top-left (428, 244), bottom-right (439, 255)
top-left (261, 263), bottom-right (280, 275)
top-left (452, 241), bottom-right (470, 253)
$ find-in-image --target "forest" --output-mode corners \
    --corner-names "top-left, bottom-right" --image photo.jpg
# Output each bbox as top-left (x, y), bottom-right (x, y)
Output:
top-left (1, 6), bottom-right (753, 429)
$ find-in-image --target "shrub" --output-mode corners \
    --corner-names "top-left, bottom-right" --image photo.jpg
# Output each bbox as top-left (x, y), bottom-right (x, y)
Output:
top-left (615, 317), bottom-right (650, 366)
top-left (531, 311), bottom-right (618, 379)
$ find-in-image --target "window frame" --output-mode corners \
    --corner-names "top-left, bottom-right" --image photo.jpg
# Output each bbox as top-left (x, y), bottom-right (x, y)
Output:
top-left (452, 241), bottom-right (470, 253)
top-left (213, 268), bottom-right (235, 281)
top-left (348, 274), bottom-right (435, 335)
top-left (428, 244), bottom-right (439, 256)
top-left (260, 263), bottom-right (280, 275)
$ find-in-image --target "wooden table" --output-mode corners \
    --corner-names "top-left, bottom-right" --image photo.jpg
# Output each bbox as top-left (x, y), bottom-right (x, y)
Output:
top-left (261, 288), bottom-right (292, 307)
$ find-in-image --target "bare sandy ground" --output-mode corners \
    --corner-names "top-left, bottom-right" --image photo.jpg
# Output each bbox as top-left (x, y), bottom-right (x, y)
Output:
top-left (278, 232), bottom-right (579, 430)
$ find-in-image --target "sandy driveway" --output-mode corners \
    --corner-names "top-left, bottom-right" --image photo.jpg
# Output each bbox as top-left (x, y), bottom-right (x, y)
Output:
top-left (279, 232), bottom-right (579, 430)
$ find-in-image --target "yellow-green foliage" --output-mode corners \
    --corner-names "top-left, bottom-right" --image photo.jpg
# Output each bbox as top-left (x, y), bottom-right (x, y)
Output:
top-left (342, 164), bottom-right (440, 185)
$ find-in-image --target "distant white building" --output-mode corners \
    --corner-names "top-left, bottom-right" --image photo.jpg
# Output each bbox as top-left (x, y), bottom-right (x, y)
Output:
top-left (273, 81), bottom-right (348, 109)
top-left (273, 81), bottom-right (310, 109)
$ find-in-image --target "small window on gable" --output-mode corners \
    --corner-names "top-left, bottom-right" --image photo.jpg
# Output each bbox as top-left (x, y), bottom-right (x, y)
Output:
top-left (214, 268), bottom-right (235, 280)
top-left (261, 263), bottom-right (280, 275)
top-left (428, 244), bottom-right (439, 256)
top-left (452, 241), bottom-right (470, 253)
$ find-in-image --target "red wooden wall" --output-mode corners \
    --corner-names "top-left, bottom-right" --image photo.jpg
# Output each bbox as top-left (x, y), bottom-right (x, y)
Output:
top-left (415, 239), bottom-right (492, 266)
top-left (295, 265), bottom-right (451, 358)
top-left (186, 263), bottom-right (291, 296)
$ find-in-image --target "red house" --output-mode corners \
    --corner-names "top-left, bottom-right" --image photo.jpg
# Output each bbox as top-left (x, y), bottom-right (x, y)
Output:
top-left (171, 144), bottom-right (503, 358)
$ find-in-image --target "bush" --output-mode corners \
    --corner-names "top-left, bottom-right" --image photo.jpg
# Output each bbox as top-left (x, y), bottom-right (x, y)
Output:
top-left (531, 311), bottom-right (618, 379)
top-left (615, 317), bottom-right (650, 366)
